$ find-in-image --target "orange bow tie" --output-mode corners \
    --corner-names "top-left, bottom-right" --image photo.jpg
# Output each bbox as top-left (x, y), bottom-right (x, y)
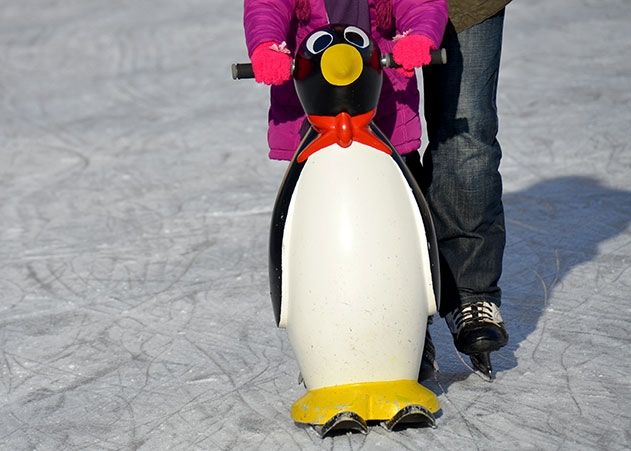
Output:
top-left (297, 109), bottom-right (392, 163)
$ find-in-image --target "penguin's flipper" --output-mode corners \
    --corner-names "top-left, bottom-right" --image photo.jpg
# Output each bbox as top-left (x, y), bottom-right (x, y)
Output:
top-left (383, 405), bottom-right (436, 431)
top-left (269, 128), bottom-right (318, 326)
top-left (316, 412), bottom-right (368, 437)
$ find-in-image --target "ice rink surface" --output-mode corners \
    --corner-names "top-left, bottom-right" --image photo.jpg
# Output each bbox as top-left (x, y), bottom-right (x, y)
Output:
top-left (1, 0), bottom-right (630, 449)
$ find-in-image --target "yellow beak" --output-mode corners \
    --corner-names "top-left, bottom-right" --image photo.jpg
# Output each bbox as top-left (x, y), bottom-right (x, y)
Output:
top-left (320, 44), bottom-right (363, 86)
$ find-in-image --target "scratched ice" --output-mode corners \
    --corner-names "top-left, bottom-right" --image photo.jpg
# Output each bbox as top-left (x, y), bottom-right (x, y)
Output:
top-left (0, 0), bottom-right (629, 449)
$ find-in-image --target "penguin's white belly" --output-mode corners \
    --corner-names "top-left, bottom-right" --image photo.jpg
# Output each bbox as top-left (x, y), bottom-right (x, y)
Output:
top-left (281, 142), bottom-right (436, 390)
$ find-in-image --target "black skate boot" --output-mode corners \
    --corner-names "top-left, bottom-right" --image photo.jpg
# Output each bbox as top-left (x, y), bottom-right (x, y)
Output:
top-left (445, 301), bottom-right (508, 381)
top-left (418, 318), bottom-right (438, 381)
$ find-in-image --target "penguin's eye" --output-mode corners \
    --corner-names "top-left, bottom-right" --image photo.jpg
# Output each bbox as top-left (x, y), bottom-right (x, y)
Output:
top-left (306, 31), bottom-right (334, 54)
top-left (344, 26), bottom-right (370, 48)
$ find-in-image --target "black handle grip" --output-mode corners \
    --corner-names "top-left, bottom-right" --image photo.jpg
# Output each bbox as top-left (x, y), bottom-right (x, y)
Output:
top-left (381, 48), bottom-right (447, 68)
top-left (232, 63), bottom-right (255, 80)
top-left (431, 48), bottom-right (448, 65)
top-left (231, 48), bottom-right (446, 80)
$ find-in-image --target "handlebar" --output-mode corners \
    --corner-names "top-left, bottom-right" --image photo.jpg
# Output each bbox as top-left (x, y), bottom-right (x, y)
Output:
top-left (232, 63), bottom-right (255, 80)
top-left (380, 48), bottom-right (447, 68)
top-left (231, 48), bottom-right (446, 80)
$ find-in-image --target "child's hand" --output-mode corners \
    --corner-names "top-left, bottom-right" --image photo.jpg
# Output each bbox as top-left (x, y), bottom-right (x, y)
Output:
top-left (392, 34), bottom-right (435, 77)
top-left (251, 41), bottom-right (293, 85)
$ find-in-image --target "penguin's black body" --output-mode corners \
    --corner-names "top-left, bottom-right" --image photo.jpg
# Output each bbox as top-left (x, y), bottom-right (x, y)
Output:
top-left (267, 24), bottom-right (441, 431)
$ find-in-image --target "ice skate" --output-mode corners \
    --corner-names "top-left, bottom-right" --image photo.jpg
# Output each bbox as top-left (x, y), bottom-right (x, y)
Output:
top-left (469, 352), bottom-right (494, 381)
top-left (445, 301), bottom-right (508, 380)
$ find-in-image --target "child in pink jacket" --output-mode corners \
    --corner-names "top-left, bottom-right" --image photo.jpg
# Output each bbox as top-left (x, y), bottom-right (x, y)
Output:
top-left (243, 0), bottom-right (448, 160)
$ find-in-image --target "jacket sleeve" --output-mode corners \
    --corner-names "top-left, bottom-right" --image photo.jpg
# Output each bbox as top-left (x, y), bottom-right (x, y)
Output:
top-left (244, 0), bottom-right (295, 56)
top-left (393, 0), bottom-right (448, 47)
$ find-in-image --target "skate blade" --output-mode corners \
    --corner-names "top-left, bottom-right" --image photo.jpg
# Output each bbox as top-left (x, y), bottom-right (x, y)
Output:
top-left (316, 412), bottom-right (368, 438)
top-left (470, 353), bottom-right (494, 382)
top-left (384, 405), bottom-right (436, 431)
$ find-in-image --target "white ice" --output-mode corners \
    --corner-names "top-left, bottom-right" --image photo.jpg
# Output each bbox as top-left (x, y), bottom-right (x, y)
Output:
top-left (0, 0), bottom-right (629, 449)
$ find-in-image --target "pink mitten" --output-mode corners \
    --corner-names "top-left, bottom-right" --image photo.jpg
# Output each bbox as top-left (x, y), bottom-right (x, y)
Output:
top-left (392, 34), bottom-right (435, 77)
top-left (251, 41), bottom-right (293, 85)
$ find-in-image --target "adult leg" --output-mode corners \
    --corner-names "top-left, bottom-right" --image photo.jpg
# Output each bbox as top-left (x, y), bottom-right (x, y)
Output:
top-left (422, 10), bottom-right (506, 314)
top-left (420, 10), bottom-right (508, 372)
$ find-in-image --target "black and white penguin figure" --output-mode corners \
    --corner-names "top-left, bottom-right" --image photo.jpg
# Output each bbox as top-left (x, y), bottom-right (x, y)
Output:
top-left (268, 24), bottom-right (441, 435)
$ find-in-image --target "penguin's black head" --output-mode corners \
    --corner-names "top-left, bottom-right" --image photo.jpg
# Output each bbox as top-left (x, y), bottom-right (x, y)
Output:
top-left (293, 24), bottom-right (382, 117)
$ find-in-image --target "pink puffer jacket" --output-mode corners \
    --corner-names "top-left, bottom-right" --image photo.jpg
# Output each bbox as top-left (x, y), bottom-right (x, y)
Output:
top-left (244, 0), bottom-right (448, 160)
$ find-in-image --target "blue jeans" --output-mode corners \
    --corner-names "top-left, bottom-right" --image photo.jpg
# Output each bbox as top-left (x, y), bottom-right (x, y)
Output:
top-left (408, 10), bottom-right (506, 316)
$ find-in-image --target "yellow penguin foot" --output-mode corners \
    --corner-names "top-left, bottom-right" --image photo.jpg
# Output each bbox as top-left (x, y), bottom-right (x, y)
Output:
top-left (291, 380), bottom-right (440, 435)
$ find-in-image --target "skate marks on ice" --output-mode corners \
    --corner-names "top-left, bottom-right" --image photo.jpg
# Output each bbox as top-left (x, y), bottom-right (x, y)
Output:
top-left (497, 176), bottom-right (631, 447)
top-left (0, 1), bottom-right (285, 450)
top-left (1, 0), bottom-right (631, 450)
top-left (502, 176), bottom-right (631, 367)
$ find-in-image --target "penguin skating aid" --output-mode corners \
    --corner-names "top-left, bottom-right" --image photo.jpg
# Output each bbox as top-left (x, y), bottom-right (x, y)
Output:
top-left (235, 25), bottom-right (444, 436)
